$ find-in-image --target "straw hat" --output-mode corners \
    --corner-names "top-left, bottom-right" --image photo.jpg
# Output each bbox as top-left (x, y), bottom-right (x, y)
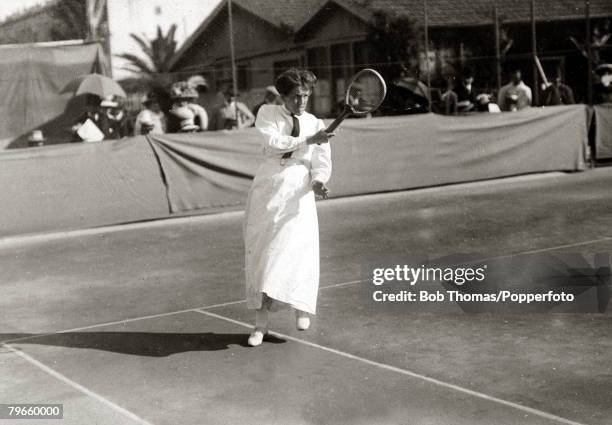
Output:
top-left (170, 81), bottom-right (198, 99)
top-left (100, 95), bottom-right (118, 108)
top-left (187, 75), bottom-right (209, 89)
top-left (595, 63), bottom-right (612, 75)
top-left (28, 130), bottom-right (45, 146)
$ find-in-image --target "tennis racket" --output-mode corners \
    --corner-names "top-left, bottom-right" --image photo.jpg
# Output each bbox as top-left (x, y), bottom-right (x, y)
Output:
top-left (326, 68), bottom-right (387, 133)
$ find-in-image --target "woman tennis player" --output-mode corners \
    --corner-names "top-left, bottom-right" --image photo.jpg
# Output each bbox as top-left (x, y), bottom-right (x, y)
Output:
top-left (244, 68), bottom-right (334, 347)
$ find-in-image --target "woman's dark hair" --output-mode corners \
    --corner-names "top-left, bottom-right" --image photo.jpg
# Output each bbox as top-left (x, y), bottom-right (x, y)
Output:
top-left (275, 68), bottom-right (317, 96)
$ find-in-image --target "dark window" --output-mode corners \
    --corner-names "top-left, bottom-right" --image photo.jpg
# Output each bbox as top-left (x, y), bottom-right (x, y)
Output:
top-left (274, 59), bottom-right (301, 78)
top-left (238, 64), bottom-right (249, 90)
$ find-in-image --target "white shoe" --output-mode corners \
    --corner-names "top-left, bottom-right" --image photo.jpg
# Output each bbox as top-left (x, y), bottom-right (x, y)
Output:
top-left (247, 328), bottom-right (267, 347)
top-left (295, 311), bottom-right (310, 330)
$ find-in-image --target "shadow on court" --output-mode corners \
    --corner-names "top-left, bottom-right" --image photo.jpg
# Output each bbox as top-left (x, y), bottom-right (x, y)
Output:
top-left (1, 332), bottom-right (286, 356)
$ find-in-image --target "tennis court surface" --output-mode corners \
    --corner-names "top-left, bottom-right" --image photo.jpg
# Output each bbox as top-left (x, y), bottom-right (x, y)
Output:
top-left (1, 168), bottom-right (611, 425)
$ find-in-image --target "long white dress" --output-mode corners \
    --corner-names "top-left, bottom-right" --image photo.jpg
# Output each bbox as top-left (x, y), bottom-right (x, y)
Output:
top-left (244, 104), bottom-right (332, 314)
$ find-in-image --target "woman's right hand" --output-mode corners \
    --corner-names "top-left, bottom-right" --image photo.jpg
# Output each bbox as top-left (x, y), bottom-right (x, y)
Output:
top-left (307, 130), bottom-right (335, 145)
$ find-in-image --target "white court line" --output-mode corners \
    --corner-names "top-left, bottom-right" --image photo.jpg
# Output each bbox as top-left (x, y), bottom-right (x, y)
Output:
top-left (194, 309), bottom-right (587, 425)
top-left (0, 279), bottom-right (363, 345)
top-left (0, 211), bottom-right (245, 248)
top-left (0, 302), bottom-right (242, 346)
top-left (2, 343), bottom-right (154, 425)
top-left (320, 279), bottom-right (362, 289)
top-left (486, 236), bottom-right (612, 261)
top-left (446, 236), bottom-right (612, 269)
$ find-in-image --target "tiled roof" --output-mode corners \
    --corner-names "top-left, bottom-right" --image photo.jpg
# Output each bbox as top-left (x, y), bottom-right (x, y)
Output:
top-left (336, 0), bottom-right (612, 27)
top-left (170, 0), bottom-right (612, 69)
top-left (234, 0), bottom-right (324, 30)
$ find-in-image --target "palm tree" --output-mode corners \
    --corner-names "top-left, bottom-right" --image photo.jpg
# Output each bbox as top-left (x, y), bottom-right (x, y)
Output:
top-left (116, 24), bottom-right (178, 78)
top-left (116, 25), bottom-right (179, 114)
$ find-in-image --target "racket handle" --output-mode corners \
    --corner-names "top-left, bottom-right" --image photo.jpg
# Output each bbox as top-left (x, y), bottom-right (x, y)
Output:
top-left (325, 108), bottom-right (350, 133)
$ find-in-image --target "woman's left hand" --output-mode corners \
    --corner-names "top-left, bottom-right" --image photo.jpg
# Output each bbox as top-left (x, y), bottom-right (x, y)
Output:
top-left (312, 181), bottom-right (329, 199)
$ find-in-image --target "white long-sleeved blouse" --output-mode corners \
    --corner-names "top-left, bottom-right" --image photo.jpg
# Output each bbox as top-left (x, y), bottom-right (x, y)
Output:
top-left (255, 104), bottom-right (332, 184)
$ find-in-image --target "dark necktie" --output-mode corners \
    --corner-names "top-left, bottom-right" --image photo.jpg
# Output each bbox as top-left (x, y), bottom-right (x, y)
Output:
top-left (281, 113), bottom-right (299, 163)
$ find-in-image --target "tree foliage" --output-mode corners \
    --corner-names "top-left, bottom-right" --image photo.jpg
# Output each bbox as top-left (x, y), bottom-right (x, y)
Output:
top-left (49, 0), bottom-right (88, 40)
top-left (49, 0), bottom-right (108, 41)
top-left (116, 25), bottom-right (178, 76)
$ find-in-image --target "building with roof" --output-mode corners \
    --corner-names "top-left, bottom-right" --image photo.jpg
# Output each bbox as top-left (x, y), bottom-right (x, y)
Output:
top-left (170, 0), bottom-right (612, 116)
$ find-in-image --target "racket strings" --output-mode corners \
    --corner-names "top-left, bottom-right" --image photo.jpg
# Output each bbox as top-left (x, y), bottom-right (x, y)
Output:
top-left (347, 71), bottom-right (386, 114)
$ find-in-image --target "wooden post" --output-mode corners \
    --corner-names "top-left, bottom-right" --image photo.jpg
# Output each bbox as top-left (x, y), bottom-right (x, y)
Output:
top-left (227, 0), bottom-right (238, 98)
top-left (586, 0), bottom-right (593, 104)
top-left (424, 0), bottom-right (431, 111)
top-left (531, 0), bottom-right (539, 105)
top-left (494, 5), bottom-right (502, 93)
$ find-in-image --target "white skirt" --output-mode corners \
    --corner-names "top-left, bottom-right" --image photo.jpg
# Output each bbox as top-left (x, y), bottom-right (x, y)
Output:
top-left (244, 159), bottom-right (319, 314)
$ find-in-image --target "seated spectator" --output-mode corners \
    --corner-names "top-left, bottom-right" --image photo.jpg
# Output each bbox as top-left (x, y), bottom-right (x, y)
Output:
top-left (167, 82), bottom-right (209, 133)
top-left (498, 69), bottom-right (532, 111)
top-left (594, 63), bottom-right (612, 104)
top-left (252, 85), bottom-right (281, 119)
top-left (213, 87), bottom-right (255, 130)
top-left (542, 73), bottom-right (575, 106)
top-left (134, 93), bottom-right (166, 135)
top-left (455, 70), bottom-right (477, 113)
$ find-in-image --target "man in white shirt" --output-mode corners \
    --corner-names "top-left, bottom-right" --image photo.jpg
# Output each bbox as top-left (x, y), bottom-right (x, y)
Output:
top-left (498, 69), bottom-right (532, 111)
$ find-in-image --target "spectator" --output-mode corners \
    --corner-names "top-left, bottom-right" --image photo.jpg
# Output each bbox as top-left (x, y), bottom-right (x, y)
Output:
top-left (187, 74), bottom-right (213, 111)
top-left (167, 82), bottom-right (209, 133)
top-left (71, 94), bottom-right (102, 142)
top-left (455, 70), bottom-right (477, 112)
top-left (440, 76), bottom-right (458, 115)
top-left (498, 69), bottom-right (532, 111)
top-left (72, 95), bottom-right (126, 141)
top-left (252, 85), bottom-right (281, 119)
top-left (594, 63), bottom-right (612, 104)
top-left (213, 86), bottom-right (255, 130)
top-left (98, 95), bottom-right (128, 139)
top-left (134, 92), bottom-right (166, 135)
top-left (475, 93), bottom-right (501, 113)
top-left (542, 72), bottom-right (575, 106)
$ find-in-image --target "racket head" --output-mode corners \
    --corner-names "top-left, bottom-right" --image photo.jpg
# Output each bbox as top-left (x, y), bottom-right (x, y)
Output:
top-left (345, 68), bottom-right (387, 115)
